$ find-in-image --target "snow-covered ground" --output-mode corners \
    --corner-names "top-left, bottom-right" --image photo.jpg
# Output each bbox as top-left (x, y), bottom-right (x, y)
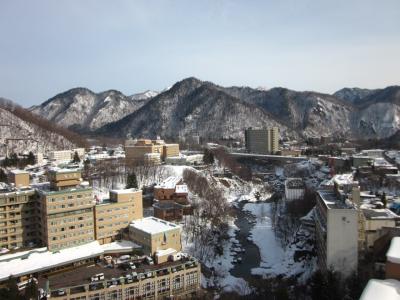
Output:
top-left (244, 203), bottom-right (285, 276)
top-left (183, 220), bottom-right (252, 295)
top-left (244, 202), bottom-right (316, 281)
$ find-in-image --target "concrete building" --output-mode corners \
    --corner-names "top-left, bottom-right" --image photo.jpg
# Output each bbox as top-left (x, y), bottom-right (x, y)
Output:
top-left (48, 150), bottom-right (74, 163)
top-left (162, 144), bottom-right (180, 160)
top-left (39, 168), bottom-right (95, 251)
top-left (8, 170), bottom-right (30, 188)
top-left (362, 207), bottom-right (400, 251)
top-left (154, 177), bottom-right (188, 205)
top-left (352, 156), bottom-right (374, 168)
top-left (94, 189), bottom-right (143, 244)
top-left (153, 202), bottom-right (184, 222)
top-left (245, 127), bottom-right (280, 154)
top-left (153, 177), bottom-right (191, 221)
top-left (129, 217), bottom-right (182, 256)
top-left (47, 168), bottom-right (82, 191)
top-left (284, 178), bottom-right (305, 200)
top-left (0, 185), bottom-right (41, 249)
top-left (48, 148), bottom-right (86, 163)
top-left (125, 139), bottom-right (180, 163)
top-left (314, 189), bottom-right (358, 276)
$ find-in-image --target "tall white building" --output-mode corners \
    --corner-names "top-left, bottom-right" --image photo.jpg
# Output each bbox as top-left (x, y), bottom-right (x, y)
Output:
top-left (314, 189), bottom-right (358, 277)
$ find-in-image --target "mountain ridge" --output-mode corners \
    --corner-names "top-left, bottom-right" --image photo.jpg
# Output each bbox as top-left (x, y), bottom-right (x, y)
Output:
top-left (25, 78), bottom-right (400, 141)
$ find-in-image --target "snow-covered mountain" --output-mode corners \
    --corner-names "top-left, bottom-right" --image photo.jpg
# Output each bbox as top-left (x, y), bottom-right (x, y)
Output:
top-left (97, 78), bottom-right (289, 140)
top-left (28, 79), bottom-right (400, 141)
top-left (333, 87), bottom-right (376, 104)
top-left (0, 98), bottom-right (85, 155)
top-left (130, 90), bottom-right (159, 100)
top-left (30, 88), bottom-right (155, 131)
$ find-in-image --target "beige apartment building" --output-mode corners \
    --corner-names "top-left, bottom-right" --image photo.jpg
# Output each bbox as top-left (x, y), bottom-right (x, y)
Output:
top-left (8, 170), bottom-right (30, 188)
top-left (129, 217), bottom-right (182, 255)
top-left (40, 169), bottom-right (95, 251)
top-left (94, 189), bottom-right (143, 244)
top-left (125, 139), bottom-right (180, 163)
top-left (245, 127), bottom-right (280, 154)
top-left (0, 186), bottom-right (41, 250)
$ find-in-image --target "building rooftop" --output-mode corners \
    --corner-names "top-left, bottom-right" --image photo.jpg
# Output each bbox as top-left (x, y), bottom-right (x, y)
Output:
top-left (155, 176), bottom-right (182, 189)
top-left (38, 186), bottom-right (92, 196)
top-left (9, 169), bottom-right (29, 175)
top-left (360, 279), bottom-right (400, 300)
top-left (317, 190), bottom-right (355, 210)
top-left (285, 178), bottom-right (305, 189)
top-left (110, 188), bottom-right (139, 195)
top-left (0, 185), bottom-right (35, 196)
top-left (362, 208), bottom-right (399, 220)
top-left (0, 240), bottom-right (141, 281)
top-left (130, 217), bottom-right (180, 235)
top-left (387, 237), bottom-right (400, 264)
top-left (332, 173), bottom-right (355, 187)
top-left (38, 253), bottom-right (198, 291)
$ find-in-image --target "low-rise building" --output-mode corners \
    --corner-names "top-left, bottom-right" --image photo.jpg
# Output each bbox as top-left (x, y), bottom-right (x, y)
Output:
top-left (153, 202), bottom-right (184, 222)
top-left (154, 177), bottom-right (188, 204)
top-left (125, 139), bottom-right (180, 163)
top-left (129, 217), bottom-right (182, 256)
top-left (48, 148), bottom-right (86, 163)
top-left (284, 178), bottom-right (305, 200)
top-left (362, 206), bottom-right (400, 251)
top-left (8, 170), bottom-right (30, 188)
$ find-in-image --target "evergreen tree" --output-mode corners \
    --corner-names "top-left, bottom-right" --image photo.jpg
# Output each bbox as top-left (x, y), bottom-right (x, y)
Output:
top-left (0, 168), bottom-right (7, 183)
top-left (203, 148), bottom-right (215, 165)
top-left (5, 278), bottom-right (21, 300)
top-left (72, 151), bottom-right (81, 163)
top-left (126, 172), bottom-right (138, 189)
top-left (27, 152), bottom-right (35, 165)
top-left (24, 279), bottom-right (38, 300)
top-left (381, 192), bottom-right (387, 208)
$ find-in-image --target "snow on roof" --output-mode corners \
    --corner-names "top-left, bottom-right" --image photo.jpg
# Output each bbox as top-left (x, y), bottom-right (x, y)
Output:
top-left (110, 188), bottom-right (138, 195)
top-left (9, 169), bottom-right (29, 175)
top-left (100, 240), bottom-right (141, 254)
top-left (362, 207), bottom-right (399, 220)
top-left (0, 240), bottom-right (140, 281)
top-left (333, 173), bottom-right (354, 186)
top-left (155, 248), bottom-right (177, 257)
top-left (155, 176), bottom-right (182, 189)
top-left (387, 237), bottom-right (400, 264)
top-left (360, 279), bottom-right (400, 300)
top-left (130, 217), bottom-right (181, 235)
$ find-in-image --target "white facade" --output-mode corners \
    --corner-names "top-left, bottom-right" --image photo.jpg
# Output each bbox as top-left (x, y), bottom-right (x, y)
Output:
top-left (48, 150), bottom-right (73, 162)
top-left (284, 178), bottom-right (305, 201)
top-left (315, 190), bottom-right (358, 277)
top-left (326, 208), bottom-right (358, 275)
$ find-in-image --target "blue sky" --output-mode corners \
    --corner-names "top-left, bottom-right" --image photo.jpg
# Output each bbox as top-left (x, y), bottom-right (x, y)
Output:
top-left (1, 0), bottom-right (399, 106)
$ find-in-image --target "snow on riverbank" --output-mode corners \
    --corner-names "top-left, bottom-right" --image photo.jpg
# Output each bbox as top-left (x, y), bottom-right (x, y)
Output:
top-left (244, 202), bottom-right (316, 281)
top-left (243, 203), bottom-right (285, 276)
top-left (182, 218), bottom-right (251, 295)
